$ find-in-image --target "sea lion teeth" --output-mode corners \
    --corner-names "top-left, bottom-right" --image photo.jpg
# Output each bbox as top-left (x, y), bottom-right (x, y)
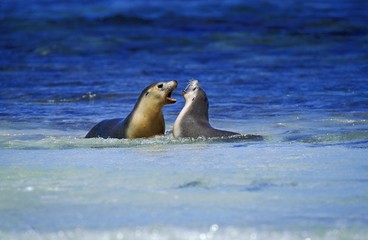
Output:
top-left (166, 97), bottom-right (176, 103)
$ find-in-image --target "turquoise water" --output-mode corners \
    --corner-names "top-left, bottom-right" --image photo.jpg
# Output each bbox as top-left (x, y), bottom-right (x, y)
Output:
top-left (0, 143), bottom-right (367, 239)
top-left (1, 0), bottom-right (368, 239)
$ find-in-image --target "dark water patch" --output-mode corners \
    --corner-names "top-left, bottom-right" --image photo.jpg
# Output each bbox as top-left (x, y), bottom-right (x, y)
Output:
top-left (96, 14), bottom-right (152, 25)
top-left (177, 180), bottom-right (208, 189)
top-left (244, 180), bottom-right (298, 192)
top-left (242, 180), bottom-right (299, 192)
top-left (346, 140), bottom-right (368, 149)
top-left (176, 179), bottom-right (299, 192)
top-left (244, 180), bottom-right (279, 192)
top-left (232, 144), bottom-right (248, 148)
top-left (209, 181), bottom-right (299, 193)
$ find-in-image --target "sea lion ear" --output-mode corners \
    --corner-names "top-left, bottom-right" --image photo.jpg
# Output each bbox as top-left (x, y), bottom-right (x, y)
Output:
top-left (145, 91), bottom-right (150, 96)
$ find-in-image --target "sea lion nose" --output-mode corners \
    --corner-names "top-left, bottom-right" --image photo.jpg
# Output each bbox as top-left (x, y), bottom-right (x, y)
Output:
top-left (171, 80), bottom-right (178, 88)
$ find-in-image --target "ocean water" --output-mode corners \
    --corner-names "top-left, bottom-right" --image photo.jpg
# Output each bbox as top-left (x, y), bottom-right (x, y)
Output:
top-left (1, 0), bottom-right (368, 239)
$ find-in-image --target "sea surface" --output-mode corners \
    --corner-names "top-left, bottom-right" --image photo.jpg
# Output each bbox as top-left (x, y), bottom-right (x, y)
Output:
top-left (1, 0), bottom-right (368, 239)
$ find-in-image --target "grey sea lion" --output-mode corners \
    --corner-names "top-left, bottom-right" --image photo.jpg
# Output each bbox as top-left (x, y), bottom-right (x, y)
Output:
top-left (173, 80), bottom-right (262, 140)
top-left (86, 80), bottom-right (178, 139)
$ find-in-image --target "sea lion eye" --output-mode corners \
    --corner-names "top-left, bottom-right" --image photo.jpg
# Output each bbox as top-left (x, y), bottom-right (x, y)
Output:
top-left (193, 87), bottom-right (197, 91)
top-left (157, 83), bottom-right (163, 88)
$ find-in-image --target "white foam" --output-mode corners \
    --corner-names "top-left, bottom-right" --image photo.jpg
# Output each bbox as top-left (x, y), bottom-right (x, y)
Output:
top-left (1, 226), bottom-right (366, 240)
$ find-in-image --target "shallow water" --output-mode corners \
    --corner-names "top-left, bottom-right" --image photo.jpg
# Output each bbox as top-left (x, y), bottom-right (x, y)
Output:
top-left (1, 0), bottom-right (368, 239)
top-left (1, 143), bottom-right (368, 239)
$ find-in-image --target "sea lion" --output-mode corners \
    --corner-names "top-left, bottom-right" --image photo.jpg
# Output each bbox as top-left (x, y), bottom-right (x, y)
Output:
top-left (173, 80), bottom-right (238, 138)
top-left (173, 80), bottom-right (262, 140)
top-left (86, 80), bottom-right (177, 139)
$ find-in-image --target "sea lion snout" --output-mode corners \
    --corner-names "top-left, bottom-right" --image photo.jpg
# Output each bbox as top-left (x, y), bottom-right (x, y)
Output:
top-left (182, 79), bottom-right (203, 102)
top-left (164, 80), bottom-right (178, 104)
top-left (183, 80), bottom-right (199, 94)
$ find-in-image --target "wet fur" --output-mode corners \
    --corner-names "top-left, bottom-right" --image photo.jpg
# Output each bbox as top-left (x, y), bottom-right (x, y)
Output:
top-left (173, 82), bottom-right (239, 138)
top-left (86, 81), bottom-right (174, 139)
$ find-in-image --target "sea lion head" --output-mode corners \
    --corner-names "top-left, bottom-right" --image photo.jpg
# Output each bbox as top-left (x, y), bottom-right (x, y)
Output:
top-left (142, 80), bottom-right (178, 106)
top-left (182, 79), bottom-right (208, 106)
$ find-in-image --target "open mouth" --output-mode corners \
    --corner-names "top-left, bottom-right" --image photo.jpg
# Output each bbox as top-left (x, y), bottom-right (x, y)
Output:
top-left (182, 82), bottom-right (191, 95)
top-left (166, 90), bottom-right (176, 104)
top-left (182, 80), bottom-right (199, 95)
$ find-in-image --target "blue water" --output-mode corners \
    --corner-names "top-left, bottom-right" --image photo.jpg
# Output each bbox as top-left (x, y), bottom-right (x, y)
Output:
top-left (1, 0), bottom-right (368, 239)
